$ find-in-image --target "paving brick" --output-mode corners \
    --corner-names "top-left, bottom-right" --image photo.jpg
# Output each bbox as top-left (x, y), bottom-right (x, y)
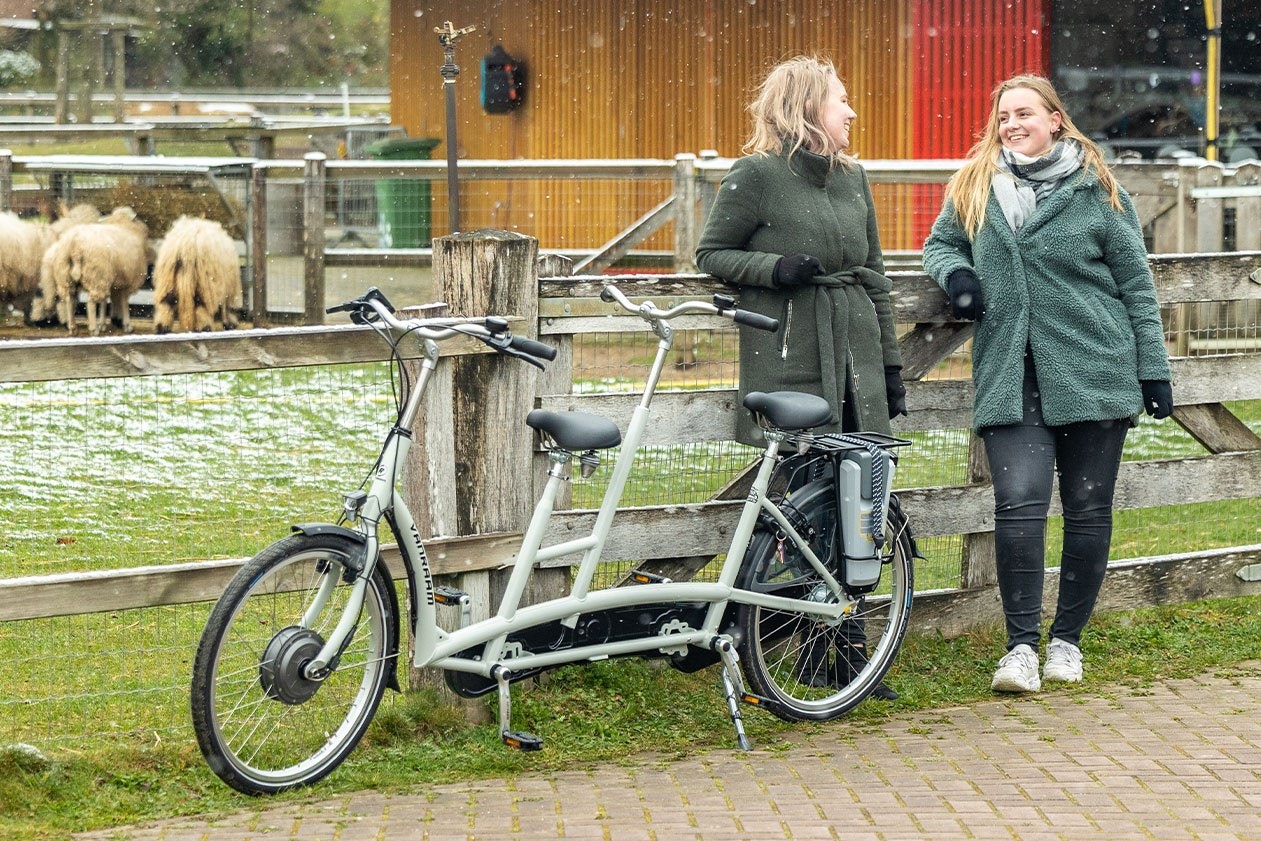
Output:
top-left (72, 661), bottom-right (1261, 841)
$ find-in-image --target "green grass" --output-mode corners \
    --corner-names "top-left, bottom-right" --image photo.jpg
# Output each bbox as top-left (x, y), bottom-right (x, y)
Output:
top-left (1, 594), bottom-right (1258, 840)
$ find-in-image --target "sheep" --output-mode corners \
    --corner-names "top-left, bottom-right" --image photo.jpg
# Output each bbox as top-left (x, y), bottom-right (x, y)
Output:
top-left (0, 203), bottom-right (99, 325)
top-left (151, 216), bottom-right (243, 334)
top-left (26, 203), bottom-right (103, 326)
top-left (44, 206), bottom-right (150, 336)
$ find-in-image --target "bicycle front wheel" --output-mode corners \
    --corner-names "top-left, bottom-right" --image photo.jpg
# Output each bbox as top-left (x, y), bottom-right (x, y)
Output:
top-left (191, 532), bottom-right (397, 794)
top-left (735, 479), bottom-right (913, 721)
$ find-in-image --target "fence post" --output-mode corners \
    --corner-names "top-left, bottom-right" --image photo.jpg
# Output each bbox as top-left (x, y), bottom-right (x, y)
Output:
top-left (673, 153), bottom-right (698, 272)
top-left (249, 163), bottom-right (269, 325)
top-left (1194, 160), bottom-right (1225, 253)
top-left (0, 150), bottom-right (11, 213)
top-left (425, 230), bottom-right (544, 705)
top-left (302, 152), bottom-right (327, 325)
top-left (1234, 161), bottom-right (1261, 252)
top-left (959, 436), bottom-right (997, 592)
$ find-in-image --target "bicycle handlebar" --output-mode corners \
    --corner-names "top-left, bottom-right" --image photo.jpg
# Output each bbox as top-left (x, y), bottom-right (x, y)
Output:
top-left (600, 284), bottom-right (780, 333)
top-left (327, 288), bottom-right (556, 368)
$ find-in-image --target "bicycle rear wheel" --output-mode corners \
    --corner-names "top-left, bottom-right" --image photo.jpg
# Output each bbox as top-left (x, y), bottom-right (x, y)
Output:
top-left (191, 532), bottom-right (397, 794)
top-left (735, 479), bottom-right (913, 721)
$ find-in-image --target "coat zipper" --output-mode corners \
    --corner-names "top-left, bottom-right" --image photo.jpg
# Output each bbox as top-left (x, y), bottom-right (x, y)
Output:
top-left (780, 300), bottom-right (793, 359)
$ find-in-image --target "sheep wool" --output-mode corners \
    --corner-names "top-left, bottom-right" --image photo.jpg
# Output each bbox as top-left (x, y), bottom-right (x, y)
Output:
top-left (47, 206), bottom-right (149, 336)
top-left (152, 216), bottom-right (243, 334)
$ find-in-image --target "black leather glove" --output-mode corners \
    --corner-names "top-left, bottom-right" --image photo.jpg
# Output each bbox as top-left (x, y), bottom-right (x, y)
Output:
top-left (885, 366), bottom-right (907, 419)
top-left (946, 268), bottom-right (985, 321)
top-left (773, 253), bottom-right (824, 287)
top-left (1140, 380), bottom-right (1173, 419)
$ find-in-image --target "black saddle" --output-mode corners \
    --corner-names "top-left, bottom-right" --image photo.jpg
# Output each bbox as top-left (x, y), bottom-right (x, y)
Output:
top-left (526, 410), bottom-right (622, 451)
top-left (743, 391), bottom-right (834, 431)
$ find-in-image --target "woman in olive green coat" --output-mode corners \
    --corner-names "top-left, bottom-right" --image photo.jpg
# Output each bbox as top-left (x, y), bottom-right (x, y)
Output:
top-left (696, 55), bottom-right (904, 701)
top-left (695, 56), bottom-right (905, 449)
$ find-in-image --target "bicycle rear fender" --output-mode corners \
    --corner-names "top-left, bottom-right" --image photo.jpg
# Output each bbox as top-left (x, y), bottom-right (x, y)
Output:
top-left (290, 522), bottom-right (404, 693)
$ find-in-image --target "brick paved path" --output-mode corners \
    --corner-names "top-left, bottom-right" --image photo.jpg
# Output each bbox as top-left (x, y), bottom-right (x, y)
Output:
top-left (77, 661), bottom-right (1261, 841)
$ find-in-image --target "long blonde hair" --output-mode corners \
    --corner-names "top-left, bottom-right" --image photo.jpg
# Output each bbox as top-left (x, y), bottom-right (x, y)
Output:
top-left (944, 74), bottom-right (1122, 239)
top-left (743, 55), bottom-right (854, 168)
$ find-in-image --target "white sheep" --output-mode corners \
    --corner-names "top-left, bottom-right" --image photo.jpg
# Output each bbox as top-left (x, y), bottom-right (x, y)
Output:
top-left (26, 203), bottom-right (103, 326)
top-left (0, 203), bottom-right (99, 324)
top-left (45, 206), bottom-right (150, 336)
top-left (152, 216), bottom-right (243, 334)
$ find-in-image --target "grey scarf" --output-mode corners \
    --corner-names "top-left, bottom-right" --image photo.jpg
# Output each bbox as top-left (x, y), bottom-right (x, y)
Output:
top-left (991, 139), bottom-right (1084, 231)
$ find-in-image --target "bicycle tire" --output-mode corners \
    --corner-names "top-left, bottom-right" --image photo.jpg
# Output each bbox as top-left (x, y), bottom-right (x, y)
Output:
top-left (735, 478), bottom-right (913, 721)
top-left (191, 532), bottom-right (397, 794)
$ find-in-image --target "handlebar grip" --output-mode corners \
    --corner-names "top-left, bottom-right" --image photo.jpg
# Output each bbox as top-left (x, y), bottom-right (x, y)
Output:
top-left (734, 310), bottom-right (780, 332)
top-left (509, 335), bottom-right (558, 361)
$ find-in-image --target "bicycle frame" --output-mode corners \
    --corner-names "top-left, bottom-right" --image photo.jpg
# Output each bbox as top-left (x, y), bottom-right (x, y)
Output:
top-left (340, 297), bottom-right (862, 683)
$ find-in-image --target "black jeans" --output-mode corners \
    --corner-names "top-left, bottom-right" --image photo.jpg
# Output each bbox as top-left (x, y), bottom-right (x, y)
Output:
top-left (980, 362), bottom-right (1129, 651)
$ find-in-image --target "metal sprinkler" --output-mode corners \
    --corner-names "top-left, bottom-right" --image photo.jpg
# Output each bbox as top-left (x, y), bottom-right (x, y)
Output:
top-left (435, 20), bottom-right (475, 233)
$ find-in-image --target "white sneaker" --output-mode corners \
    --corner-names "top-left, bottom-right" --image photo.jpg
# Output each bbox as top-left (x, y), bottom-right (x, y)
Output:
top-left (991, 643), bottom-right (1041, 693)
top-left (1043, 638), bottom-right (1083, 683)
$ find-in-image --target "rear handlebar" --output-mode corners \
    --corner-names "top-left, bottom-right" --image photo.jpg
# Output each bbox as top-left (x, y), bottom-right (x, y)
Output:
top-left (600, 284), bottom-right (779, 333)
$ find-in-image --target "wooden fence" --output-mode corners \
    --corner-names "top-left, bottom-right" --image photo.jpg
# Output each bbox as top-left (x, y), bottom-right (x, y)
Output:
top-left (0, 152), bottom-right (1256, 324)
top-left (2, 232), bottom-right (1259, 642)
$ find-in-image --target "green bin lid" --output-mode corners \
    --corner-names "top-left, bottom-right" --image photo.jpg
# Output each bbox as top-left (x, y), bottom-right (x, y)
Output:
top-left (365, 137), bottom-right (442, 159)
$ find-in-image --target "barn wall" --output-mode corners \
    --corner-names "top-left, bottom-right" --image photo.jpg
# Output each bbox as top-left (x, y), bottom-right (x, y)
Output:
top-left (389, 1), bottom-right (1047, 252)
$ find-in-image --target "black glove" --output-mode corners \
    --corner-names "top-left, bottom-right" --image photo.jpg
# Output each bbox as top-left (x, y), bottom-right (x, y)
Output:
top-left (773, 253), bottom-right (824, 287)
top-left (885, 366), bottom-right (907, 419)
top-left (1140, 380), bottom-right (1173, 419)
top-left (946, 268), bottom-right (985, 321)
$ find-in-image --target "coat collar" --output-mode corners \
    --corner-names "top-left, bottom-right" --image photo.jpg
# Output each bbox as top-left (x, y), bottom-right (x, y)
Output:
top-left (779, 142), bottom-right (833, 187)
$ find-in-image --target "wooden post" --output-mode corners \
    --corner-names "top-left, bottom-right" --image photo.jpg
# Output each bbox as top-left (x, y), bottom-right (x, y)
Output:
top-left (0, 150), bottom-right (11, 214)
top-left (408, 230), bottom-right (541, 714)
top-left (249, 163), bottom-right (269, 325)
top-left (434, 230), bottom-right (541, 539)
top-left (959, 434), bottom-right (997, 592)
top-left (1195, 160), bottom-right (1225, 253)
top-left (435, 230), bottom-right (545, 605)
top-left (111, 29), bottom-right (126, 123)
top-left (1233, 162), bottom-right (1261, 252)
top-left (54, 29), bottom-right (70, 124)
top-left (302, 152), bottom-right (326, 324)
top-left (672, 153), bottom-right (698, 273)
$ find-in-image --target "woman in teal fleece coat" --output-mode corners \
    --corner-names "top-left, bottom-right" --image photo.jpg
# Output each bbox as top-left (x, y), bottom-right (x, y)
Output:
top-left (696, 55), bottom-right (904, 701)
top-left (922, 75), bottom-right (1173, 695)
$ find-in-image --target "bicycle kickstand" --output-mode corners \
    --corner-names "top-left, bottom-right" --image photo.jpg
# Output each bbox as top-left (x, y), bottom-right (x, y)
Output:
top-left (494, 665), bottom-right (543, 751)
top-left (712, 638), bottom-right (753, 751)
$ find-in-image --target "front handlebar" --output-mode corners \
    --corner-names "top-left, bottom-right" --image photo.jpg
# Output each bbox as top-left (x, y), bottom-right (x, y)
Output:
top-left (327, 288), bottom-right (557, 368)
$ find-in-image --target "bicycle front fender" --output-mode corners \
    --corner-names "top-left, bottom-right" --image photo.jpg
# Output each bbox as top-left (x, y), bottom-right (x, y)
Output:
top-left (289, 522), bottom-right (403, 693)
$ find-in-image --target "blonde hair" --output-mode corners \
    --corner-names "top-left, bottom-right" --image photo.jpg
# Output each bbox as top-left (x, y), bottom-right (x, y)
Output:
top-left (743, 55), bottom-right (854, 168)
top-left (944, 74), bottom-right (1122, 239)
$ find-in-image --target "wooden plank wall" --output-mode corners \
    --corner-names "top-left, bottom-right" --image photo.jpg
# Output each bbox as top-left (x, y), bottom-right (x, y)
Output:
top-left (390, 1), bottom-right (912, 249)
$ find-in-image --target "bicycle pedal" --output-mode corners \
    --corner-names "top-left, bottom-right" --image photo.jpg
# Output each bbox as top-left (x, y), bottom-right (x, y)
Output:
top-left (502, 730), bottom-right (543, 751)
top-left (740, 691), bottom-right (773, 708)
top-left (434, 586), bottom-right (468, 605)
top-left (628, 569), bottom-right (672, 584)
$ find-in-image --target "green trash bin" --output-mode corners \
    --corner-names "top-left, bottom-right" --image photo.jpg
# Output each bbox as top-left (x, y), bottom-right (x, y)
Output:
top-left (365, 136), bottom-right (441, 247)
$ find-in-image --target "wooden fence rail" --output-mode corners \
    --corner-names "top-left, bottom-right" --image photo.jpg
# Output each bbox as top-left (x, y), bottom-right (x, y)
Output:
top-left (1, 238), bottom-right (1259, 637)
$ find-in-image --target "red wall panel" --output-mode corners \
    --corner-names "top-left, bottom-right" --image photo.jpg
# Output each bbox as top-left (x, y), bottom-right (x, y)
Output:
top-left (913, 0), bottom-right (1050, 158)
top-left (910, 0), bottom-right (1050, 243)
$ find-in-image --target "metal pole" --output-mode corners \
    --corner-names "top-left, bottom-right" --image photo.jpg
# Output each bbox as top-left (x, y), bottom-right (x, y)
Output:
top-left (1203, 0), bottom-right (1222, 162)
top-left (436, 21), bottom-right (475, 233)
